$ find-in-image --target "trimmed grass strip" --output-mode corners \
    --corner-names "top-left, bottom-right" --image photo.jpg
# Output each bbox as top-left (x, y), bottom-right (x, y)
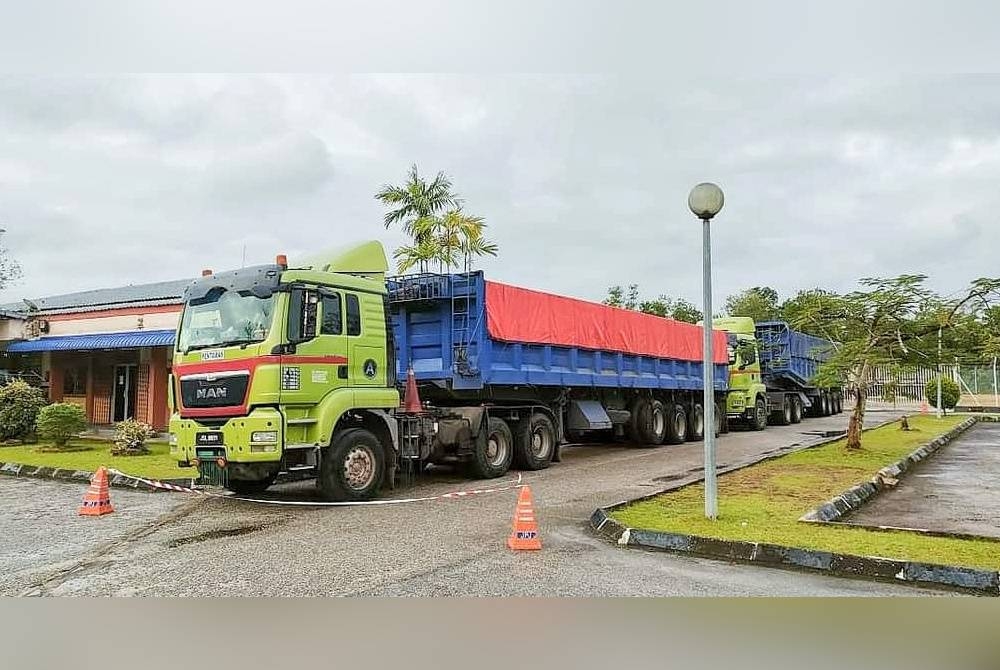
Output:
top-left (0, 439), bottom-right (194, 480)
top-left (613, 415), bottom-right (1000, 571)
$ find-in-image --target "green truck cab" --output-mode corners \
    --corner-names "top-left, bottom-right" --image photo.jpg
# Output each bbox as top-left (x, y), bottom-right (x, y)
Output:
top-left (168, 242), bottom-right (401, 500)
top-left (712, 316), bottom-right (770, 430)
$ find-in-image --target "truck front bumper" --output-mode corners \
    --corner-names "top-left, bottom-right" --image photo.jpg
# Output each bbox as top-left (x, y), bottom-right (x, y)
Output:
top-left (170, 408), bottom-right (284, 482)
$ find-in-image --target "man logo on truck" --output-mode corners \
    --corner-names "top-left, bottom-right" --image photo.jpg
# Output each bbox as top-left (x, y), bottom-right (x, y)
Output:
top-left (196, 387), bottom-right (227, 400)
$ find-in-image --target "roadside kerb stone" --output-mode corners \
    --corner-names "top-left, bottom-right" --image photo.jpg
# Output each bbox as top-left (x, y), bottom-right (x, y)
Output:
top-left (799, 417), bottom-right (977, 523)
top-left (590, 416), bottom-right (1000, 595)
top-left (590, 507), bottom-right (1000, 596)
top-left (0, 461), bottom-right (195, 491)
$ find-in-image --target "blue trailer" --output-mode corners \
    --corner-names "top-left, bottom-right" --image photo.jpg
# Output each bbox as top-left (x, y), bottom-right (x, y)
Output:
top-left (387, 272), bottom-right (731, 475)
top-left (755, 320), bottom-right (842, 418)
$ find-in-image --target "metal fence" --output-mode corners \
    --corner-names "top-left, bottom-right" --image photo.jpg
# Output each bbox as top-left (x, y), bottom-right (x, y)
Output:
top-left (846, 362), bottom-right (1000, 410)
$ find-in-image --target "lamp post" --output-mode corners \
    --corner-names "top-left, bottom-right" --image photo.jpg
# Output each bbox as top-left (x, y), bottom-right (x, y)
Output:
top-left (688, 182), bottom-right (725, 520)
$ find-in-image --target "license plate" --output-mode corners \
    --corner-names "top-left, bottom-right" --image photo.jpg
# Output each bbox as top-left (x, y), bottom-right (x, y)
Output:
top-left (196, 431), bottom-right (224, 446)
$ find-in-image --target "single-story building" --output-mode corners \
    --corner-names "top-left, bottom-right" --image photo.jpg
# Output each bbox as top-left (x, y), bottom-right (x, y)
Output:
top-left (0, 278), bottom-right (193, 431)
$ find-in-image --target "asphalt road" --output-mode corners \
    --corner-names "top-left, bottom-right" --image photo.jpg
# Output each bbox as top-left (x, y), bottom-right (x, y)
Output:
top-left (3, 410), bottom-right (945, 596)
top-left (848, 421), bottom-right (1000, 538)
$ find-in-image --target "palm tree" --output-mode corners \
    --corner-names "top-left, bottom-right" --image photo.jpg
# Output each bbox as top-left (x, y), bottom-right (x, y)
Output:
top-left (392, 237), bottom-right (440, 274)
top-left (439, 210), bottom-right (498, 273)
top-left (374, 164), bottom-right (461, 242)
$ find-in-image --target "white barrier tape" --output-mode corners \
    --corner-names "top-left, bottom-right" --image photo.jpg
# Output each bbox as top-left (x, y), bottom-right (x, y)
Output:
top-left (106, 468), bottom-right (524, 507)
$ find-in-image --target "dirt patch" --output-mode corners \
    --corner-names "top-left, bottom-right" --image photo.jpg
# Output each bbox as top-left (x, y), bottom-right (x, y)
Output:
top-left (166, 523), bottom-right (279, 548)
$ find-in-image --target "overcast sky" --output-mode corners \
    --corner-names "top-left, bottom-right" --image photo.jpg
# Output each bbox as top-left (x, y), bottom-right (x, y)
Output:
top-left (2, 74), bottom-right (999, 307)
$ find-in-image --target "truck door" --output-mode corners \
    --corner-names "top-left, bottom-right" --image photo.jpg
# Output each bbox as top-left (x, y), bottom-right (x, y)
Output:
top-left (280, 287), bottom-right (350, 404)
top-left (346, 292), bottom-right (385, 387)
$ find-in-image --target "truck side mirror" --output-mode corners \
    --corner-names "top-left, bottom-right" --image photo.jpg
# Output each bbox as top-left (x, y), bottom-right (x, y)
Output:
top-left (287, 288), bottom-right (319, 343)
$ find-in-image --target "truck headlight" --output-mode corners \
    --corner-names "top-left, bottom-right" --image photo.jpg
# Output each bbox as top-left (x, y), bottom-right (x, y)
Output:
top-left (169, 433), bottom-right (178, 451)
top-left (251, 431), bottom-right (278, 444)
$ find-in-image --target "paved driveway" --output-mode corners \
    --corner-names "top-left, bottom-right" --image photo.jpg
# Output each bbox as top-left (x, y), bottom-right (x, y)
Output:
top-left (3, 410), bottom-right (945, 596)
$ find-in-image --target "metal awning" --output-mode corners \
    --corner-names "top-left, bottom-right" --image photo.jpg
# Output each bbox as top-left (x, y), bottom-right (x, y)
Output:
top-left (6, 329), bottom-right (176, 353)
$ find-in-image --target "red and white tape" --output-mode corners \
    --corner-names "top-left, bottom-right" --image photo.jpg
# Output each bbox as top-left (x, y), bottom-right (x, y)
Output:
top-left (106, 468), bottom-right (524, 507)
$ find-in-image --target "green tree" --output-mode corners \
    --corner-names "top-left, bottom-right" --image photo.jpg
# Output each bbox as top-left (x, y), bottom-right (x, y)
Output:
top-left (377, 165), bottom-right (497, 274)
top-left (790, 274), bottom-right (1000, 450)
top-left (724, 286), bottom-right (781, 322)
top-left (604, 286), bottom-right (702, 323)
top-left (0, 230), bottom-right (21, 290)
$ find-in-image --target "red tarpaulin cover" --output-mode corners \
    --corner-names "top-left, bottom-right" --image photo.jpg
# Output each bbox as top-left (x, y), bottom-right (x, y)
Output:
top-left (485, 281), bottom-right (729, 364)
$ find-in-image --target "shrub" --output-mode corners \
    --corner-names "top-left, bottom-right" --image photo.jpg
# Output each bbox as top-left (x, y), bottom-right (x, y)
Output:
top-left (112, 419), bottom-right (155, 455)
top-left (925, 376), bottom-right (960, 412)
top-left (0, 379), bottom-right (47, 441)
top-left (36, 403), bottom-right (88, 448)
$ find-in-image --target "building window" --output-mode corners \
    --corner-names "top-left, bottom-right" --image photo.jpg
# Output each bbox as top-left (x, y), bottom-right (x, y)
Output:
top-left (321, 293), bottom-right (342, 335)
top-left (346, 294), bottom-right (361, 336)
top-left (63, 366), bottom-right (86, 395)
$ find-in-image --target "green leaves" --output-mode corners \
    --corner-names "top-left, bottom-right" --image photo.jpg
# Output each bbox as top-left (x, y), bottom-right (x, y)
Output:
top-left (377, 164), bottom-right (497, 274)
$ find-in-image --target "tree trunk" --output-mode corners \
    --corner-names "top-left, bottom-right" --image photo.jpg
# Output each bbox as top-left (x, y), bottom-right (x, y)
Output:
top-left (846, 364), bottom-right (869, 450)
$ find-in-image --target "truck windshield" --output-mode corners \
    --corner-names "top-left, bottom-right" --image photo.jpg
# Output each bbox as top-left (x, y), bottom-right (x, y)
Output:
top-left (177, 288), bottom-right (276, 352)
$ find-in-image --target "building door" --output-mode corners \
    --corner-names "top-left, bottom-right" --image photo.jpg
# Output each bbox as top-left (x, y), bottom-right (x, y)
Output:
top-left (112, 364), bottom-right (138, 422)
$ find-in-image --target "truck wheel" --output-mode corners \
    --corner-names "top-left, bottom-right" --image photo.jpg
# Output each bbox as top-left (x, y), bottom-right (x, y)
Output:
top-left (687, 403), bottom-right (705, 441)
top-left (514, 413), bottom-right (555, 470)
top-left (664, 404), bottom-right (688, 444)
top-left (821, 393), bottom-right (831, 416)
top-left (318, 428), bottom-right (385, 502)
top-left (751, 397), bottom-right (768, 431)
top-left (625, 397), bottom-right (664, 445)
top-left (835, 394), bottom-right (843, 413)
top-left (773, 397), bottom-right (792, 426)
top-left (468, 417), bottom-right (514, 479)
top-left (630, 399), bottom-right (667, 446)
top-left (790, 397), bottom-right (803, 424)
top-left (228, 473), bottom-right (277, 496)
top-left (716, 402), bottom-right (729, 435)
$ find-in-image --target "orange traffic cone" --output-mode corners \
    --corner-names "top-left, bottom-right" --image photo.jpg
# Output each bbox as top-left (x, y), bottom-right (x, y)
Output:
top-left (402, 365), bottom-right (423, 413)
top-left (507, 485), bottom-right (541, 551)
top-left (78, 466), bottom-right (114, 516)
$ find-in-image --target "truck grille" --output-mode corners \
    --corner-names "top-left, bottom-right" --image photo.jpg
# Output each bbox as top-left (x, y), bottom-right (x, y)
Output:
top-left (180, 372), bottom-right (250, 408)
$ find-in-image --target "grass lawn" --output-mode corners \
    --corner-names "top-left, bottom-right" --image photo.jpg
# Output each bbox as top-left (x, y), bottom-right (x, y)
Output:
top-left (613, 414), bottom-right (1000, 571)
top-left (0, 439), bottom-right (195, 480)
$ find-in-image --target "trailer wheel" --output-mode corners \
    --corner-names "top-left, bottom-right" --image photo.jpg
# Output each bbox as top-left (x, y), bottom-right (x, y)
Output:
top-left (664, 404), bottom-right (688, 444)
top-left (790, 396), bottom-right (803, 424)
top-left (821, 392), bottom-right (831, 416)
top-left (686, 403), bottom-right (705, 441)
top-left (468, 417), bottom-right (514, 479)
top-left (772, 397), bottom-right (792, 426)
top-left (835, 394), bottom-right (843, 414)
top-left (751, 397), bottom-right (768, 431)
top-left (630, 398), bottom-right (667, 447)
top-left (514, 412), bottom-right (555, 470)
top-left (318, 428), bottom-right (385, 501)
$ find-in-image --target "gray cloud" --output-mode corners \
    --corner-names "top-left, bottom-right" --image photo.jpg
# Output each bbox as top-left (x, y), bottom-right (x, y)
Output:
top-left (1, 75), bottom-right (999, 309)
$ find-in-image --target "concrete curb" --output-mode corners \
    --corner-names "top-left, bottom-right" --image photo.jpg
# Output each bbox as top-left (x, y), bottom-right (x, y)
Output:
top-left (589, 416), bottom-right (1000, 596)
top-left (590, 507), bottom-right (1000, 596)
top-left (799, 417), bottom-right (977, 523)
top-left (0, 461), bottom-right (195, 491)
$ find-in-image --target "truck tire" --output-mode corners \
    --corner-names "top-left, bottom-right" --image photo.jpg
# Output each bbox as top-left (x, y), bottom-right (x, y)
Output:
top-left (631, 399), bottom-right (668, 447)
top-left (319, 428), bottom-right (385, 502)
top-left (664, 403), bottom-right (688, 444)
top-left (835, 394), bottom-right (843, 414)
top-left (821, 392), bottom-right (831, 416)
top-left (687, 403), bottom-right (705, 441)
top-left (228, 473), bottom-right (278, 496)
top-left (468, 417), bottom-right (514, 479)
top-left (716, 402), bottom-right (728, 435)
top-left (772, 397), bottom-right (792, 426)
top-left (751, 396), bottom-right (768, 431)
top-left (790, 396), bottom-right (803, 424)
top-left (513, 412), bottom-right (556, 470)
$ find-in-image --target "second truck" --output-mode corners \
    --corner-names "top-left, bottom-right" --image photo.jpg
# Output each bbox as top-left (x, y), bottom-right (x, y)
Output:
top-left (168, 241), bottom-right (841, 501)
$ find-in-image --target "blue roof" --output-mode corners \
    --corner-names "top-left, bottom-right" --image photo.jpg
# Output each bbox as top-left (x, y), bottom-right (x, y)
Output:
top-left (6, 329), bottom-right (176, 353)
